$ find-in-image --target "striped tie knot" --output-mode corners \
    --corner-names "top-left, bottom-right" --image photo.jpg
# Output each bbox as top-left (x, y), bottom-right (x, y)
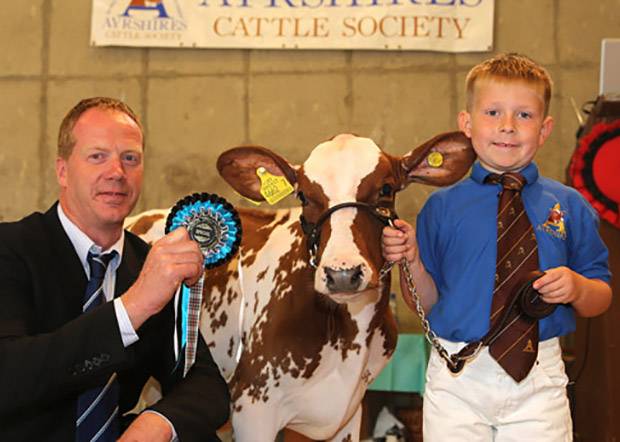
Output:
top-left (486, 172), bottom-right (526, 191)
top-left (87, 251), bottom-right (116, 280)
top-left (83, 251), bottom-right (117, 313)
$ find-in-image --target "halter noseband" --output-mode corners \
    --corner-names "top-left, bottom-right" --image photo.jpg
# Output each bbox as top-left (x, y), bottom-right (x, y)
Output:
top-left (299, 202), bottom-right (398, 268)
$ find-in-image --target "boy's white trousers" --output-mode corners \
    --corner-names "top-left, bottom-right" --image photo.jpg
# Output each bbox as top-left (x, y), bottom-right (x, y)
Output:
top-left (424, 337), bottom-right (572, 441)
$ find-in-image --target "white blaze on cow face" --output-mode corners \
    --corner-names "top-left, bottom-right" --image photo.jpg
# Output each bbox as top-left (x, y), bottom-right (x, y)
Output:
top-left (302, 134), bottom-right (382, 298)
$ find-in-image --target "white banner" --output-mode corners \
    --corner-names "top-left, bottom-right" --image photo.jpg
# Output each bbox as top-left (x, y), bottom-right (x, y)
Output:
top-left (91, 0), bottom-right (494, 51)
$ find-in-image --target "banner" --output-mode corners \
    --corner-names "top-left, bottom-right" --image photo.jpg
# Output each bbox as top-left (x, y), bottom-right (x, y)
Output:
top-left (91, 0), bottom-right (494, 51)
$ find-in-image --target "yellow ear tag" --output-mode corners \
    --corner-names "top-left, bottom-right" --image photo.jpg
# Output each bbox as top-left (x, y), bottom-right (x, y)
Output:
top-left (427, 151), bottom-right (444, 168)
top-left (256, 167), bottom-right (294, 205)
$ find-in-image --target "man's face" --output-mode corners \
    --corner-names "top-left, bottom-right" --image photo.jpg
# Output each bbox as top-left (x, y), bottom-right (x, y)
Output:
top-left (458, 78), bottom-right (553, 173)
top-left (56, 107), bottom-right (144, 236)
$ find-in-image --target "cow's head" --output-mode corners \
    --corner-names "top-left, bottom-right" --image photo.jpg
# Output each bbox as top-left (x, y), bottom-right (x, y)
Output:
top-left (217, 132), bottom-right (474, 303)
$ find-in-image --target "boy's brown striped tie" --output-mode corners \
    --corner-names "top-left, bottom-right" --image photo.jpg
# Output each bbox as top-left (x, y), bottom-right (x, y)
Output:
top-left (485, 172), bottom-right (539, 382)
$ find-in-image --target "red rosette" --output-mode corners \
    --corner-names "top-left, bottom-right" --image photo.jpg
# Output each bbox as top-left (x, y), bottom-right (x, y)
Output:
top-left (569, 119), bottom-right (620, 228)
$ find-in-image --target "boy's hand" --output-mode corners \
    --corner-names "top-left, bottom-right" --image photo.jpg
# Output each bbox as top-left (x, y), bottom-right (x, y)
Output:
top-left (532, 266), bottom-right (584, 304)
top-left (383, 219), bottom-right (439, 313)
top-left (381, 219), bottom-right (419, 264)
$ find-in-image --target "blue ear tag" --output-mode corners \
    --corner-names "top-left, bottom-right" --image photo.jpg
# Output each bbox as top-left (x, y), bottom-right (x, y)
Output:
top-left (165, 192), bottom-right (242, 269)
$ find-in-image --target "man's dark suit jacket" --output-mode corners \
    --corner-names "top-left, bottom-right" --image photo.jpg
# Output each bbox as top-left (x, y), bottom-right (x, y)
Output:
top-left (0, 204), bottom-right (230, 441)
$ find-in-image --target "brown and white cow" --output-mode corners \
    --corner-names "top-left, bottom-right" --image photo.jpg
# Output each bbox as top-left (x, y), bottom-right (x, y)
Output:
top-left (126, 132), bottom-right (474, 441)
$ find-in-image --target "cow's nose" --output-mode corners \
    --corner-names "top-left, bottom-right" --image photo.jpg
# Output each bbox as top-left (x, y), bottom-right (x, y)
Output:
top-left (324, 265), bottom-right (363, 293)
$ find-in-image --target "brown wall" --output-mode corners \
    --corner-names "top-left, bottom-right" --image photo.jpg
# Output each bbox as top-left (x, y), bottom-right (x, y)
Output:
top-left (2, 1), bottom-right (619, 222)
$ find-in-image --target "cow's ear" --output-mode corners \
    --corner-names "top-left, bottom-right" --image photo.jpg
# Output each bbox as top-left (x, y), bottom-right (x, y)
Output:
top-left (398, 131), bottom-right (475, 187)
top-left (217, 146), bottom-right (298, 201)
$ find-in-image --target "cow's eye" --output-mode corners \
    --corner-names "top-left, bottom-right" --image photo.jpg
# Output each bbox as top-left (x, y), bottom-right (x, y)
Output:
top-left (379, 184), bottom-right (393, 198)
top-left (297, 191), bottom-right (308, 206)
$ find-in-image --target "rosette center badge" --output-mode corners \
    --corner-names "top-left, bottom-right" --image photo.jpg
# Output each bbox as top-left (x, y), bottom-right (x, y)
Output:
top-left (166, 193), bottom-right (242, 269)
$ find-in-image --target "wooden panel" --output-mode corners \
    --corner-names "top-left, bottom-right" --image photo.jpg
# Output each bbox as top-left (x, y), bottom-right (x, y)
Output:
top-left (573, 221), bottom-right (620, 441)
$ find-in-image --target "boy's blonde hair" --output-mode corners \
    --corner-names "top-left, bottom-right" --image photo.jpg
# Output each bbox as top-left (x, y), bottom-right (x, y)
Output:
top-left (465, 53), bottom-right (553, 115)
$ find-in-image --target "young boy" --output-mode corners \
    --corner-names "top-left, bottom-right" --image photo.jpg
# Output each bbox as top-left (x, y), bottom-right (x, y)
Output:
top-left (382, 53), bottom-right (612, 441)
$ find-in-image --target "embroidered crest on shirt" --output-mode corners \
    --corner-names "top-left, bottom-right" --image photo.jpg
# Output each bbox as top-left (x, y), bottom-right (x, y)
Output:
top-left (538, 203), bottom-right (567, 240)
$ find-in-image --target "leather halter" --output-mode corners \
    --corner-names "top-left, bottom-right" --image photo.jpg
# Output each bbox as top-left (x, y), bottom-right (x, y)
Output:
top-left (299, 202), bottom-right (398, 268)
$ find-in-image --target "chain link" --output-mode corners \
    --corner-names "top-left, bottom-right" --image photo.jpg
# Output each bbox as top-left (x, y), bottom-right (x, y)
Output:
top-left (382, 259), bottom-right (482, 372)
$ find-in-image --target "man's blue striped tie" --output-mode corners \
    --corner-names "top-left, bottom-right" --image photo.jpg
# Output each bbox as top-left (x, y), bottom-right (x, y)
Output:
top-left (76, 251), bottom-right (119, 442)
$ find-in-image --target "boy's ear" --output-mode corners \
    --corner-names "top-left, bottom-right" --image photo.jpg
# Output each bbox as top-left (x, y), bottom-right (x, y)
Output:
top-left (538, 115), bottom-right (554, 145)
top-left (457, 110), bottom-right (472, 137)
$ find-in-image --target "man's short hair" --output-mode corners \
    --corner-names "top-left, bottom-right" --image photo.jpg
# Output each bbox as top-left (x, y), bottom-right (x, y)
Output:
top-left (57, 97), bottom-right (143, 159)
top-left (465, 53), bottom-right (553, 115)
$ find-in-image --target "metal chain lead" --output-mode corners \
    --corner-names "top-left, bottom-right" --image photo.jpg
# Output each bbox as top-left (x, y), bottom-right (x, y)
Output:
top-left (381, 259), bottom-right (481, 372)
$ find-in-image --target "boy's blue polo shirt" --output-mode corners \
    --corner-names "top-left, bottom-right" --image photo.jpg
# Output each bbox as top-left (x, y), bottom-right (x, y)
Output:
top-left (417, 162), bottom-right (611, 343)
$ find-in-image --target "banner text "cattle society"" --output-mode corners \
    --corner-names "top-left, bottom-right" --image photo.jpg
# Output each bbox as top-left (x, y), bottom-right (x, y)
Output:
top-left (213, 16), bottom-right (469, 39)
top-left (201, 0), bottom-right (480, 41)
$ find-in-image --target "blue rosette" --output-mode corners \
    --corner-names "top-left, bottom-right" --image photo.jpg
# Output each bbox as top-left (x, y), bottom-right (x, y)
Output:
top-left (165, 193), bottom-right (242, 269)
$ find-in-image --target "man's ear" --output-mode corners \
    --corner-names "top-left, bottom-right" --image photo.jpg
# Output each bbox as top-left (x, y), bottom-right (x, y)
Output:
top-left (217, 146), bottom-right (298, 202)
top-left (398, 131), bottom-right (476, 188)
top-left (56, 157), bottom-right (67, 188)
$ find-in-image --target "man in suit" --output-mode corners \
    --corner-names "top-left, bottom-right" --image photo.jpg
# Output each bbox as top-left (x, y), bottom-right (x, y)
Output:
top-left (0, 97), bottom-right (230, 441)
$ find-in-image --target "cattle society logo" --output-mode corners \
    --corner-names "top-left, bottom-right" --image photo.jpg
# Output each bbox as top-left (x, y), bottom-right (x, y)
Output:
top-left (102, 0), bottom-right (187, 43)
top-left (124, 0), bottom-right (169, 17)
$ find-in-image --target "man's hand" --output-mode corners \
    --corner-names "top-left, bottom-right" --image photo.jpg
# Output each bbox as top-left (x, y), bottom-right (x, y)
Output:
top-left (121, 227), bottom-right (204, 329)
top-left (118, 412), bottom-right (173, 442)
top-left (381, 219), bottom-right (419, 265)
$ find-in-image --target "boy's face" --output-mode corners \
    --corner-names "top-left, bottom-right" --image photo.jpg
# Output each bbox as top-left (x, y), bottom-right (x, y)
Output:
top-left (458, 77), bottom-right (553, 173)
